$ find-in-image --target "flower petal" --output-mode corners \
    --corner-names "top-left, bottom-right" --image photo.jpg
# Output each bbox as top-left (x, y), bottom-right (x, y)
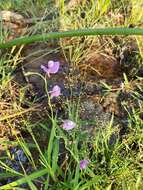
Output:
top-left (79, 160), bottom-right (89, 170)
top-left (48, 60), bottom-right (60, 74)
top-left (41, 65), bottom-right (49, 74)
top-left (62, 120), bottom-right (76, 131)
top-left (50, 85), bottom-right (61, 98)
top-left (48, 60), bottom-right (55, 68)
top-left (41, 60), bottom-right (60, 76)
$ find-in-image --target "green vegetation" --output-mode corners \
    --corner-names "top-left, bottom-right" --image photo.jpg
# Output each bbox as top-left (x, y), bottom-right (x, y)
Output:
top-left (0, 0), bottom-right (143, 189)
top-left (1, 28), bottom-right (143, 49)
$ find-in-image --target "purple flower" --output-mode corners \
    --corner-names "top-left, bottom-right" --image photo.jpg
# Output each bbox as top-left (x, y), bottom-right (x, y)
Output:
top-left (79, 159), bottom-right (89, 170)
top-left (62, 120), bottom-right (76, 131)
top-left (50, 85), bottom-right (61, 98)
top-left (41, 60), bottom-right (60, 77)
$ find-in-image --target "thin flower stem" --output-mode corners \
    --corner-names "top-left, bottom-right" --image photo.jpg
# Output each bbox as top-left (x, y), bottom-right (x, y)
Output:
top-left (1, 28), bottom-right (143, 49)
top-left (24, 72), bottom-right (54, 119)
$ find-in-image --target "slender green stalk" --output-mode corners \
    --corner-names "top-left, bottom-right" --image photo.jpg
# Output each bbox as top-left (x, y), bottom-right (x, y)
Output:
top-left (0, 168), bottom-right (48, 189)
top-left (1, 28), bottom-right (143, 49)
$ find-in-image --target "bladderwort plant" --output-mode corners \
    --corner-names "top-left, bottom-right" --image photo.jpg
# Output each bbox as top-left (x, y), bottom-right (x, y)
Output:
top-left (0, 52), bottom-right (91, 189)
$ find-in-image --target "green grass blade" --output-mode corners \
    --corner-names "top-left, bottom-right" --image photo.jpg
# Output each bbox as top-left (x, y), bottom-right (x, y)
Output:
top-left (0, 168), bottom-right (48, 190)
top-left (52, 138), bottom-right (59, 173)
top-left (1, 28), bottom-right (143, 49)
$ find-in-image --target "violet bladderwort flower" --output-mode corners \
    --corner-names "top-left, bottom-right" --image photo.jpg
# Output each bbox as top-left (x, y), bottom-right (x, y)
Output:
top-left (41, 60), bottom-right (60, 77)
top-left (50, 85), bottom-right (61, 98)
top-left (79, 159), bottom-right (89, 170)
top-left (62, 120), bottom-right (76, 131)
